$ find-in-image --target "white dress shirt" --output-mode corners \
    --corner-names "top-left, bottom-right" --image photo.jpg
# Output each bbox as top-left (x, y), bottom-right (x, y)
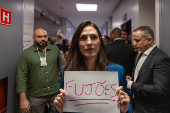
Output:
top-left (127, 45), bottom-right (156, 89)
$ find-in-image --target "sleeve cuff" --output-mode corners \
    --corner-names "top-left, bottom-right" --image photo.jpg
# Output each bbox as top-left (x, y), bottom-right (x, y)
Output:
top-left (16, 86), bottom-right (26, 93)
top-left (127, 80), bottom-right (133, 89)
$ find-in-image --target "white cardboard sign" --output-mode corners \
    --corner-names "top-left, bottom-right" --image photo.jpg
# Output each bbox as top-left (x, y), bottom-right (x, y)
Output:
top-left (63, 71), bottom-right (120, 113)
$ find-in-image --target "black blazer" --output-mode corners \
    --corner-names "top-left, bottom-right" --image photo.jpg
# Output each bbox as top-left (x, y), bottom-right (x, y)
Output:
top-left (105, 40), bottom-right (135, 76)
top-left (131, 47), bottom-right (170, 113)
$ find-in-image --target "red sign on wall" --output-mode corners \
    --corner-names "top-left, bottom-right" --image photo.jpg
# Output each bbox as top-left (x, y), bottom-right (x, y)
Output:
top-left (0, 6), bottom-right (12, 26)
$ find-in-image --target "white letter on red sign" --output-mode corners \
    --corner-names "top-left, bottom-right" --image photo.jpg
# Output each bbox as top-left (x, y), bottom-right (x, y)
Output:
top-left (3, 12), bottom-right (9, 22)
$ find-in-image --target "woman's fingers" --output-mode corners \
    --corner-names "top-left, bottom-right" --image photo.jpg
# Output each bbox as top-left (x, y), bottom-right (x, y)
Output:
top-left (116, 86), bottom-right (124, 102)
top-left (116, 86), bottom-right (124, 94)
top-left (117, 90), bottom-right (130, 105)
top-left (59, 89), bottom-right (67, 105)
top-left (54, 96), bottom-right (64, 113)
top-left (54, 97), bottom-right (62, 107)
top-left (54, 89), bottom-right (67, 110)
top-left (60, 93), bottom-right (66, 104)
top-left (55, 93), bottom-right (66, 106)
top-left (58, 93), bottom-right (65, 106)
top-left (60, 88), bottom-right (67, 96)
top-left (120, 94), bottom-right (125, 100)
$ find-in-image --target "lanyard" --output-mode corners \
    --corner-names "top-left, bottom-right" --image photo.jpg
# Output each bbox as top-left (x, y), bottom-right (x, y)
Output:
top-left (37, 47), bottom-right (46, 58)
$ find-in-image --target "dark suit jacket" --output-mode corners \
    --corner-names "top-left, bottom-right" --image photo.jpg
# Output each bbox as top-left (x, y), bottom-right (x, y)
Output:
top-left (105, 39), bottom-right (135, 76)
top-left (131, 46), bottom-right (170, 113)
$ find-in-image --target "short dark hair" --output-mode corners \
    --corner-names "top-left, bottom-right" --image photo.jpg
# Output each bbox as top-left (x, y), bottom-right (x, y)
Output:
top-left (134, 26), bottom-right (154, 40)
top-left (103, 35), bottom-right (110, 42)
top-left (110, 28), bottom-right (121, 42)
top-left (121, 30), bottom-right (129, 35)
top-left (64, 20), bottom-right (107, 71)
top-left (110, 28), bottom-right (121, 36)
top-left (63, 39), bottom-right (68, 45)
top-left (48, 37), bottom-right (56, 45)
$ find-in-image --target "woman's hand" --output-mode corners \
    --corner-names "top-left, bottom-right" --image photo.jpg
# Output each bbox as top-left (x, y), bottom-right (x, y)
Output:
top-left (116, 86), bottom-right (130, 113)
top-left (54, 89), bottom-right (67, 113)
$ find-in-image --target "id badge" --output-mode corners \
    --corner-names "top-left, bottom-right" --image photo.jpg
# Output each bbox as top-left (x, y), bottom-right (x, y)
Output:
top-left (40, 57), bottom-right (47, 66)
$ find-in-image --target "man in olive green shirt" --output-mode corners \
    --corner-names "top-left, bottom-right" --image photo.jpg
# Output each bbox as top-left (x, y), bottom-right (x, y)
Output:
top-left (16, 28), bottom-right (64, 113)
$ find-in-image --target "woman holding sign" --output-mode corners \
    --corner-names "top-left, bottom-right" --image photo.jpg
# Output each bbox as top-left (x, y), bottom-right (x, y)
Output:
top-left (54, 20), bottom-right (132, 113)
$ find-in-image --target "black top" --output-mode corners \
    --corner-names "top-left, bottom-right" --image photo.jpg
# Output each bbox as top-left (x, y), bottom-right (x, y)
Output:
top-left (105, 40), bottom-right (135, 77)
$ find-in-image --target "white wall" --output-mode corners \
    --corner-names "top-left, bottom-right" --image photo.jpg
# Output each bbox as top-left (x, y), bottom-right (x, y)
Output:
top-left (112, 0), bottom-right (139, 39)
top-left (108, 16), bottom-right (112, 34)
top-left (34, 16), bottom-right (76, 40)
top-left (159, 0), bottom-right (170, 56)
top-left (34, 17), bottom-right (68, 38)
top-left (0, 0), bottom-right (24, 112)
top-left (112, 0), bottom-right (156, 44)
top-left (139, 0), bottom-right (155, 35)
top-left (34, 18), bottom-right (59, 37)
top-left (23, 0), bottom-right (34, 50)
top-left (155, 0), bottom-right (160, 47)
top-left (59, 18), bottom-right (68, 38)
top-left (101, 22), bottom-right (108, 36)
top-left (67, 20), bottom-right (76, 39)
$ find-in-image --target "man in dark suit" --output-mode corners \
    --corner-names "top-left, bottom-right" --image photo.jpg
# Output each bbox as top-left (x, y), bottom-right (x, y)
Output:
top-left (105, 28), bottom-right (135, 77)
top-left (127, 26), bottom-right (170, 113)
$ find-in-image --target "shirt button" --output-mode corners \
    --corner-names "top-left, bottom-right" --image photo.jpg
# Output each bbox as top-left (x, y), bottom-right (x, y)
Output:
top-left (46, 72), bottom-right (48, 73)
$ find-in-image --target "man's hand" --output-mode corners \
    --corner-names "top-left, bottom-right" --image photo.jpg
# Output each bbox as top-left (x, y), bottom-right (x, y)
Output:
top-left (20, 99), bottom-right (30, 113)
top-left (126, 76), bottom-right (131, 83)
top-left (20, 92), bottom-right (30, 113)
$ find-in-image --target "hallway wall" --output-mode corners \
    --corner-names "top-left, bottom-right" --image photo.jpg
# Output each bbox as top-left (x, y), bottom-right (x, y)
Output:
top-left (111, 0), bottom-right (139, 38)
top-left (101, 22), bottom-right (108, 36)
top-left (139, 0), bottom-right (155, 38)
top-left (34, 17), bottom-right (68, 38)
top-left (67, 20), bottom-right (76, 40)
top-left (111, 0), bottom-right (155, 44)
top-left (0, 0), bottom-right (24, 112)
top-left (23, 0), bottom-right (34, 50)
top-left (159, 0), bottom-right (170, 56)
top-left (34, 17), bottom-right (60, 37)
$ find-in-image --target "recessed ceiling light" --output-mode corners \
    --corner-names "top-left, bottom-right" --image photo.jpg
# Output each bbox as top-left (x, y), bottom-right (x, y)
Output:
top-left (76, 3), bottom-right (98, 11)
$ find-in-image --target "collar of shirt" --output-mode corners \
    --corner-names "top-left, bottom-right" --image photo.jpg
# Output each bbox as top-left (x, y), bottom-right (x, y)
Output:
top-left (33, 44), bottom-right (51, 52)
top-left (114, 38), bottom-right (122, 41)
top-left (143, 45), bottom-right (156, 56)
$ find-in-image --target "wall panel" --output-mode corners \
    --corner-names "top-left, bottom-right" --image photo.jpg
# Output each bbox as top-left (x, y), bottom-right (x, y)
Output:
top-left (0, 0), bottom-right (24, 112)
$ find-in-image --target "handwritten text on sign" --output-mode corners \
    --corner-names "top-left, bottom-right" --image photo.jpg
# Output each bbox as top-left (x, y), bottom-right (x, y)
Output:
top-left (63, 71), bottom-right (120, 113)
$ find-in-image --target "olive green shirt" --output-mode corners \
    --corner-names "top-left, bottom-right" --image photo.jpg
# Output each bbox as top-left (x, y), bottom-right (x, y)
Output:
top-left (16, 44), bottom-right (64, 97)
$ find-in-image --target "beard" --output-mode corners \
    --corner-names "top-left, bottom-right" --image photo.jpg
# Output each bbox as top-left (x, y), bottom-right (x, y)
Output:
top-left (34, 40), bottom-right (47, 47)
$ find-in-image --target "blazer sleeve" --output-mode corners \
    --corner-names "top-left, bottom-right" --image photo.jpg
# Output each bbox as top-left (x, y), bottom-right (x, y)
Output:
top-left (131, 58), bottom-right (170, 98)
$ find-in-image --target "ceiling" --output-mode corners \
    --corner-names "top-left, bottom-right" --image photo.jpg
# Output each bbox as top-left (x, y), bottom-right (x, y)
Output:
top-left (34, 0), bottom-right (121, 28)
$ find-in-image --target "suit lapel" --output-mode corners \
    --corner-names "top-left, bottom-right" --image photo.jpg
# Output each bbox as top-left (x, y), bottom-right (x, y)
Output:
top-left (135, 47), bottom-right (158, 81)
